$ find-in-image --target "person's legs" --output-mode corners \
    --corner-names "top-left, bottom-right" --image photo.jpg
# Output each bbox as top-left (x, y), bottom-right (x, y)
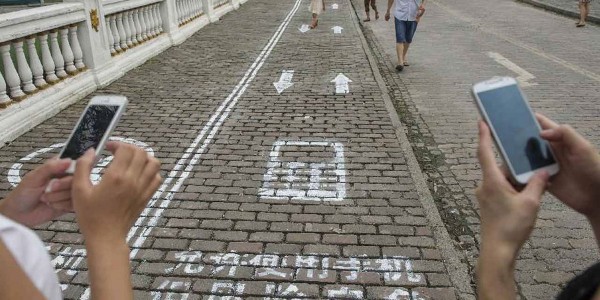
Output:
top-left (311, 13), bottom-right (318, 28)
top-left (577, 0), bottom-right (587, 26)
top-left (402, 21), bottom-right (418, 65)
top-left (394, 18), bottom-right (408, 71)
top-left (372, 0), bottom-right (379, 20)
top-left (402, 43), bottom-right (411, 65)
top-left (364, 0), bottom-right (372, 21)
top-left (584, 2), bottom-right (590, 19)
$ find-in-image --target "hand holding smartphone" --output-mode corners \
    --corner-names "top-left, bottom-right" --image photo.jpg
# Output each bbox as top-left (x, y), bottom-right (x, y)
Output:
top-left (472, 77), bottom-right (559, 184)
top-left (59, 95), bottom-right (128, 173)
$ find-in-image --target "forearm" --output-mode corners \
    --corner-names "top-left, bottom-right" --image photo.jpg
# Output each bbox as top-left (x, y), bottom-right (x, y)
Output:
top-left (387, 0), bottom-right (394, 11)
top-left (421, 0), bottom-right (427, 6)
top-left (86, 238), bottom-right (133, 300)
top-left (477, 241), bottom-right (518, 300)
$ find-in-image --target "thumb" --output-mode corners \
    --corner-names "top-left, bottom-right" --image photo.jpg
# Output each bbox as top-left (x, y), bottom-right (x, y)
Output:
top-left (73, 149), bottom-right (95, 193)
top-left (522, 171), bottom-right (549, 201)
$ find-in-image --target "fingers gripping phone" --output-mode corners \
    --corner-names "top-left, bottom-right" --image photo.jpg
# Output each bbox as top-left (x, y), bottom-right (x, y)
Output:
top-left (472, 77), bottom-right (559, 184)
top-left (59, 95), bottom-right (128, 173)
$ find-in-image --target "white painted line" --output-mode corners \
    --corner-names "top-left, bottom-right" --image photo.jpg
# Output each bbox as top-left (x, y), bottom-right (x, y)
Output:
top-left (273, 70), bottom-right (294, 94)
top-left (299, 24), bottom-right (310, 33)
top-left (7, 137), bottom-right (154, 187)
top-left (487, 52), bottom-right (537, 87)
top-left (332, 25), bottom-right (344, 34)
top-left (331, 73), bottom-right (352, 94)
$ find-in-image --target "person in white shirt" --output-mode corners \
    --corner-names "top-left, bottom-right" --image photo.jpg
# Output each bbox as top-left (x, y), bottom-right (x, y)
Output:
top-left (0, 142), bottom-right (161, 300)
top-left (385, 0), bottom-right (426, 71)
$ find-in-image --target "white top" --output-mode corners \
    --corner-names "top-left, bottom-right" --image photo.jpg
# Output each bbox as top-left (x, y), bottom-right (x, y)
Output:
top-left (393, 0), bottom-right (420, 21)
top-left (0, 214), bottom-right (62, 300)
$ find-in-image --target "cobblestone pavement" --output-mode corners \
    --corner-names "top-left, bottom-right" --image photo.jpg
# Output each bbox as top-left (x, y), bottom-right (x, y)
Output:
top-left (0, 0), bottom-right (471, 299)
top-left (354, 0), bottom-right (600, 299)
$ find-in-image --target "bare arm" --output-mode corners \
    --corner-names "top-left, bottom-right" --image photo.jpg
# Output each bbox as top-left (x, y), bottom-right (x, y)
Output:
top-left (72, 143), bottom-right (161, 300)
top-left (387, 0), bottom-right (394, 12)
top-left (477, 241), bottom-right (518, 300)
top-left (0, 240), bottom-right (45, 300)
top-left (86, 238), bottom-right (133, 300)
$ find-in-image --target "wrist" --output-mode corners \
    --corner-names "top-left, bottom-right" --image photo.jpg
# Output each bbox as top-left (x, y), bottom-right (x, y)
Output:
top-left (84, 234), bottom-right (129, 252)
top-left (477, 241), bottom-right (518, 300)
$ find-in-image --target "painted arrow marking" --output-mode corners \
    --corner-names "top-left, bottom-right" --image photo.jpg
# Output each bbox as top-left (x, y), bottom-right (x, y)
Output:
top-left (332, 26), bottom-right (343, 34)
top-left (299, 24), bottom-right (310, 33)
top-left (487, 52), bottom-right (537, 87)
top-left (331, 73), bottom-right (352, 94)
top-left (332, 3), bottom-right (339, 9)
top-left (273, 70), bottom-right (294, 94)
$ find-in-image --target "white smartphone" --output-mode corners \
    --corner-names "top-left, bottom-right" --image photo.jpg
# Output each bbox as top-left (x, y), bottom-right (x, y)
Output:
top-left (472, 77), bottom-right (559, 184)
top-left (59, 95), bottom-right (128, 173)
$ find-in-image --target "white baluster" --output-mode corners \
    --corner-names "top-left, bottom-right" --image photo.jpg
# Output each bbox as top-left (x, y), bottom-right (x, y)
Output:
top-left (0, 44), bottom-right (26, 99)
top-left (26, 36), bottom-right (47, 89)
top-left (194, 0), bottom-right (201, 18)
top-left (0, 71), bottom-right (10, 107)
top-left (49, 30), bottom-right (68, 78)
top-left (116, 13), bottom-right (128, 50)
top-left (182, 0), bottom-right (188, 23)
top-left (144, 7), bottom-right (154, 38)
top-left (133, 8), bottom-right (143, 43)
top-left (176, 0), bottom-right (183, 25)
top-left (59, 27), bottom-right (76, 74)
top-left (38, 33), bottom-right (59, 83)
top-left (69, 25), bottom-right (85, 70)
top-left (155, 4), bottom-right (163, 33)
top-left (127, 10), bottom-right (138, 45)
top-left (138, 8), bottom-right (148, 41)
top-left (106, 17), bottom-right (116, 55)
top-left (14, 40), bottom-right (36, 93)
top-left (123, 11), bottom-right (133, 48)
top-left (148, 6), bottom-right (157, 37)
top-left (110, 15), bottom-right (123, 53)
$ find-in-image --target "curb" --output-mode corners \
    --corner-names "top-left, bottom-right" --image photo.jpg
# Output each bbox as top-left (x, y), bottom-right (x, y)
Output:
top-left (347, 1), bottom-right (476, 299)
top-left (517, 0), bottom-right (600, 25)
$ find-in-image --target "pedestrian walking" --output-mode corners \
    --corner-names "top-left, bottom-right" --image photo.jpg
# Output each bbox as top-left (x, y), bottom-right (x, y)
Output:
top-left (385, 0), bottom-right (426, 72)
top-left (364, 0), bottom-right (380, 22)
top-left (310, 0), bottom-right (326, 29)
top-left (577, 0), bottom-right (592, 27)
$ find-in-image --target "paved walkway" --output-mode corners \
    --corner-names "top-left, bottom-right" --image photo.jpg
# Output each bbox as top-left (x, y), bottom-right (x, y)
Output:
top-left (354, 0), bottom-right (600, 299)
top-left (518, 0), bottom-right (599, 24)
top-left (0, 0), bottom-right (468, 299)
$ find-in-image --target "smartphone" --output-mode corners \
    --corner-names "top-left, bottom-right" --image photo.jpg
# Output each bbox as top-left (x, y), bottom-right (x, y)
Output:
top-left (472, 77), bottom-right (559, 184)
top-left (59, 95), bottom-right (128, 173)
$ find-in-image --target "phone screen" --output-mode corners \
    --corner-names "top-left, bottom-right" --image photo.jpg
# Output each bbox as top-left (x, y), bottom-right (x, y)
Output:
top-left (60, 105), bottom-right (119, 160)
top-left (478, 84), bottom-right (555, 175)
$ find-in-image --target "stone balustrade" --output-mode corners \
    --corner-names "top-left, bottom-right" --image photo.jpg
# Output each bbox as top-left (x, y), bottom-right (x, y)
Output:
top-left (0, 0), bottom-right (249, 146)
top-left (0, 4), bottom-right (87, 107)
top-left (104, 2), bottom-right (164, 56)
top-left (177, 0), bottom-right (203, 26)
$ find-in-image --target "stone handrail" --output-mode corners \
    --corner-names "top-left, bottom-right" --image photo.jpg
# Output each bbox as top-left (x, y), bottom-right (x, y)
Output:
top-left (0, 0), bottom-right (247, 146)
top-left (104, 1), bottom-right (164, 55)
top-left (0, 5), bottom-right (87, 107)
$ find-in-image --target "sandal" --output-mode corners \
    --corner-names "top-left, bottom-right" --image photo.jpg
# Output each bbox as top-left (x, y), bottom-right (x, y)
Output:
top-left (403, 62), bottom-right (410, 66)
top-left (576, 23), bottom-right (586, 27)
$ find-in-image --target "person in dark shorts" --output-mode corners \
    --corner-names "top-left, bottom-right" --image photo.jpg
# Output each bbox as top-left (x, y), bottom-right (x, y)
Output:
top-left (385, 0), bottom-right (426, 72)
top-left (364, 0), bottom-right (379, 22)
top-left (475, 114), bottom-right (600, 299)
top-left (577, 0), bottom-right (593, 27)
